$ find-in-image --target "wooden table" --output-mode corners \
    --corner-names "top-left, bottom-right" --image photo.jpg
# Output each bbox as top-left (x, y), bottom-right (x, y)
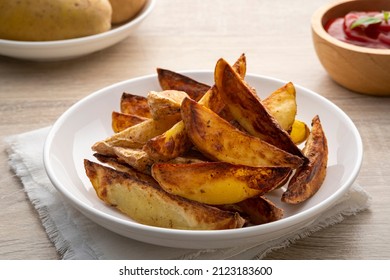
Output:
top-left (1, 0), bottom-right (389, 260)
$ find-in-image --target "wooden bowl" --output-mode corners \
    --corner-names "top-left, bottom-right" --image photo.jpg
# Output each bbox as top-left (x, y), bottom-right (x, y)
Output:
top-left (311, 0), bottom-right (390, 96)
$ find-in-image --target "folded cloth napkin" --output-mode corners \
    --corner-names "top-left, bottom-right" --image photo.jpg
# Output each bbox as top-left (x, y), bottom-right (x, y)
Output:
top-left (4, 127), bottom-right (371, 260)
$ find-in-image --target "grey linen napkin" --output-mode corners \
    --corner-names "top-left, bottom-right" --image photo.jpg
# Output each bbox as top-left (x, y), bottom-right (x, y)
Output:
top-left (4, 127), bottom-right (371, 260)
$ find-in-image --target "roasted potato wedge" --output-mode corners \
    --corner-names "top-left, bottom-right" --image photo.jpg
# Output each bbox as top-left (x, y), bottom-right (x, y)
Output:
top-left (157, 68), bottom-right (211, 101)
top-left (112, 147), bottom-right (155, 174)
top-left (236, 196), bottom-right (284, 225)
top-left (147, 90), bottom-right (189, 121)
top-left (120, 92), bottom-right (151, 118)
top-left (221, 196), bottom-right (284, 225)
top-left (93, 117), bottom-right (180, 155)
top-left (282, 115), bottom-right (328, 204)
top-left (93, 153), bottom-right (157, 184)
top-left (143, 54), bottom-right (247, 161)
top-left (262, 82), bottom-right (297, 133)
top-left (181, 97), bottom-right (304, 168)
top-left (214, 58), bottom-right (304, 158)
top-left (142, 120), bottom-right (193, 161)
top-left (152, 162), bottom-right (291, 205)
top-left (112, 111), bottom-right (147, 133)
top-left (84, 160), bottom-right (245, 230)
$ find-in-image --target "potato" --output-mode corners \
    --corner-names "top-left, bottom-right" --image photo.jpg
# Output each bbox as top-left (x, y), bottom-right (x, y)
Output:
top-left (143, 54), bottom-right (247, 161)
top-left (262, 82), bottom-right (297, 133)
top-left (151, 162), bottom-right (291, 205)
top-left (234, 196), bottom-right (284, 225)
top-left (93, 116), bottom-right (180, 157)
top-left (157, 68), bottom-right (211, 102)
top-left (147, 90), bottom-right (189, 121)
top-left (215, 58), bottom-right (305, 159)
top-left (0, 0), bottom-right (112, 41)
top-left (112, 147), bottom-right (155, 174)
top-left (181, 97), bottom-right (304, 168)
top-left (93, 153), bottom-right (157, 184)
top-left (109, 0), bottom-right (146, 24)
top-left (84, 159), bottom-right (245, 230)
top-left (142, 121), bottom-right (193, 161)
top-left (120, 92), bottom-right (151, 117)
top-left (282, 115), bottom-right (328, 204)
top-left (111, 111), bottom-right (147, 133)
top-left (289, 119), bottom-right (310, 145)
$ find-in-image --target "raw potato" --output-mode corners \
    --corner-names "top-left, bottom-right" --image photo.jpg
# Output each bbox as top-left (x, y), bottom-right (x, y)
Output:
top-left (109, 0), bottom-right (146, 24)
top-left (84, 160), bottom-right (245, 230)
top-left (0, 0), bottom-right (112, 41)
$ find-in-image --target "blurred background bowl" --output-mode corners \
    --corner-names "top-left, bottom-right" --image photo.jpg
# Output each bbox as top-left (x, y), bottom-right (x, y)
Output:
top-left (311, 0), bottom-right (390, 96)
top-left (0, 0), bottom-right (155, 61)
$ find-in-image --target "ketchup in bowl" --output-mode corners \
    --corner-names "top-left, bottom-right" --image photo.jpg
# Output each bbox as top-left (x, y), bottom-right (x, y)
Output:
top-left (325, 11), bottom-right (390, 49)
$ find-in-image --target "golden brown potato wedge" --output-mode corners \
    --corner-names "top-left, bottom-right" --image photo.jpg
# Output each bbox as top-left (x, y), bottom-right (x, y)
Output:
top-left (236, 196), bottom-right (284, 225)
top-left (120, 92), bottom-right (151, 118)
top-left (214, 58), bottom-right (304, 159)
top-left (181, 97), bottom-right (304, 168)
top-left (262, 82), bottom-right (297, 133)
top-left (142, 121), bottom-right (193, 161)
top-left (282, 115), bottom-right (328, 204)
top-left (221, 196), bottom-right (283, 225)
top-left (112, 147), bottom-right (155, 174)
top-left (143, 54), bottom-right (247, 161)
top-left (151, 161), bottom-right (291, 205)
top-left (93, 153), bottom-right (157, 184)
top-left (147, 90), bottom-right (189, 121)
top-left (84, 160), bottom-right (245, 230)
top-left (93, 117), bottom-right (180, 154)
top-left (112, 111), bottom-right (148, 133)
top-left (157, 68), bottom-right (210, 101)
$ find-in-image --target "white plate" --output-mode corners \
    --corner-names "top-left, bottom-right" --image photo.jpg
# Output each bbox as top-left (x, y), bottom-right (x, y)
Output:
top-left (43, 71), bottom-right (363, 249)
top-left (0, 0), bottom-right (155, 61)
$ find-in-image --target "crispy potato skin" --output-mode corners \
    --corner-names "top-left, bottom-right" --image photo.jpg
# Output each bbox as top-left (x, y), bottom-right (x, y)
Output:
top-left (151, 162), bottom-right (291, 205)
top-left (120, 92), bottom-right (151, 118)
top-left (282, 115), bottom-right (328, 204)
top-left (222, 196), bottom-right (284, 225)
top-left (143, 121), bottom-right (193, 161)
top-left (111, 111), bottom-right (147, 133)
top-left (215, 58), bottom-right (305, 159)
top-left (157, 68), bottom-right (211, 102)
top-left (289, 119), bottom-right (310, 145)
top-left (93, 117), bottom-right (181, 156)
top-left (181, 97), bottom-right (304, 168)
top-left (84, 160), bottom-right (245, 230)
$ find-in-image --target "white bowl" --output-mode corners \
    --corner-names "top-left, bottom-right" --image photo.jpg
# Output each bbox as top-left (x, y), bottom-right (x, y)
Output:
top-left (43, 71), bottom-right (363, 249)
top-left (0, 0), bottom-right (155, 61)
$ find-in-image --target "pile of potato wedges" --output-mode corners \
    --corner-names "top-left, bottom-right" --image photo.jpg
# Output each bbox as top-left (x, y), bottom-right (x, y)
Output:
top-left (84, 54), bottom-right (328, 230)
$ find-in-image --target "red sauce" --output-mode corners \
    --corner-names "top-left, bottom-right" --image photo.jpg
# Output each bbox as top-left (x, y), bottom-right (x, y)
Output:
top-left (325, 11), bottom-right (390, 49)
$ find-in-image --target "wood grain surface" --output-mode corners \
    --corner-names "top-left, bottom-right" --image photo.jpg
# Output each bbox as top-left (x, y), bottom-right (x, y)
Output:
top-left (1, 0), bottom-right (389, 259)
